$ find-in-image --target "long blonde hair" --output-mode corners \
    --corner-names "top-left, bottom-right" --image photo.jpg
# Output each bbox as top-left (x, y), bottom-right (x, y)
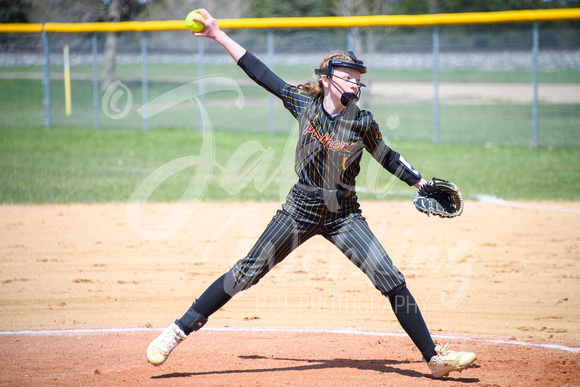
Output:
top-left (299, 51), bottom-right (356, 97)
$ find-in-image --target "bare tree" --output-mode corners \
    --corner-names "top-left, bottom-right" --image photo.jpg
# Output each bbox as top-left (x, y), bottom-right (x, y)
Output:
top-left (333, 0), bottom-right (395, 54)
top-left (99, 0), bottom-right (248, 91)
top-left (333, 0), bottom-right (396, 106)
top-left (155, 0), bottom-right (249, 20)
top-left (27, 0), bottom-right (105, 23)
top-left (101, 0), bottom-right (122, 91)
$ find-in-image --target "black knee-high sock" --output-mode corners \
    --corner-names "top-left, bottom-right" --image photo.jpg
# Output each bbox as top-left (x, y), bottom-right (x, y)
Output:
top-left (388, 287), bottom-right (437, 362)
top-left (192, 273), bottom-right (232, 317)
top-left (176, 273), bottom-right (232, 335)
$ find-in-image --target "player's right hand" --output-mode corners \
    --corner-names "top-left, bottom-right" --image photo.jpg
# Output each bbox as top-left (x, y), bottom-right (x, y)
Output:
top-left (192, 9), bottom-right (219, 39)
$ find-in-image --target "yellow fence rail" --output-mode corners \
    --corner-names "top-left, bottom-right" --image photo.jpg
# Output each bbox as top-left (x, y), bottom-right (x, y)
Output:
top-left (0, 8), bottom-right (579, 33)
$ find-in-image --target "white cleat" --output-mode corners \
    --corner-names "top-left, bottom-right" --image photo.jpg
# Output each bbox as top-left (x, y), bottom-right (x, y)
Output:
top-left (146, 323), bottom-right (187, 366)
top-left (427, 343), bottom-right (477, 378)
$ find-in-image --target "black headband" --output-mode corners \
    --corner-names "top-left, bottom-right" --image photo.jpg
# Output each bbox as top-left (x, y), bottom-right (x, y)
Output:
top-left (314, 51), bottom-right (367, 77)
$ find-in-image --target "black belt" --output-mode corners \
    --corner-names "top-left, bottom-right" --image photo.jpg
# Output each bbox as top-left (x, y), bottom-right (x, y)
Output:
top-left (297, 184), bottom-right (354, 200)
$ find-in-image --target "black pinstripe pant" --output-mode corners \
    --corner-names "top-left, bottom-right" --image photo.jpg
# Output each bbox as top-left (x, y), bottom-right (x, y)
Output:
top-left (181, 185), bottom-right (436, 361)
top-left (225, 185), bottom-right (406, 297)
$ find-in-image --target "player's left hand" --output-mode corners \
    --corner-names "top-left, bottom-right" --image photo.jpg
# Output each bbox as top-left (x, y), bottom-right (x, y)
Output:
top-left (414, 178), bottom-right (464, 218)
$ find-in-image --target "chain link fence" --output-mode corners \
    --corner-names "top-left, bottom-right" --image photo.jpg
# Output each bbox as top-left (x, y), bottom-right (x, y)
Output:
top-left (1, 20), bottom-right (579, 147)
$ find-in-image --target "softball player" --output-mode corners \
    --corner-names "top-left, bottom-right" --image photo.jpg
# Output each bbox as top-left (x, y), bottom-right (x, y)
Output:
top-left (147, 9), bottom-right (476, 379)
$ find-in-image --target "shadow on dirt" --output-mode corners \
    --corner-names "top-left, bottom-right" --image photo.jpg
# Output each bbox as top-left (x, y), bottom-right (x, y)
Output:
top-left (152, 355), bottom-right (480, 383)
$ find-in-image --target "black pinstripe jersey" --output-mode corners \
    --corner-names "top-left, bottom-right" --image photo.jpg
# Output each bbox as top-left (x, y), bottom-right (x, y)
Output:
top-left (238, 51), bottom-right (422, 191)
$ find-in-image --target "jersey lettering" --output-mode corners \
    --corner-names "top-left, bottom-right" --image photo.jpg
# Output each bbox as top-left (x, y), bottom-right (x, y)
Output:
top-left (303, 122), bottom-right (356, 153)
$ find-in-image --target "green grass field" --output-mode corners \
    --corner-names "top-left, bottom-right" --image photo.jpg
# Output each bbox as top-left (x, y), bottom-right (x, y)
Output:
top-left (1, 127), bottom-right (578, 204)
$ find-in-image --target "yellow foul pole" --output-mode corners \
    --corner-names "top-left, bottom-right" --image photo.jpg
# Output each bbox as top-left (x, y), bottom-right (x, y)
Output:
top-left (63, 45), bottom-right (72, 117)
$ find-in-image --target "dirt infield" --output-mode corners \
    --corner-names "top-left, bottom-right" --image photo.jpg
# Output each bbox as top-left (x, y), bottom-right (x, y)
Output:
top-left (1, 201), bottom-right (579, 385)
